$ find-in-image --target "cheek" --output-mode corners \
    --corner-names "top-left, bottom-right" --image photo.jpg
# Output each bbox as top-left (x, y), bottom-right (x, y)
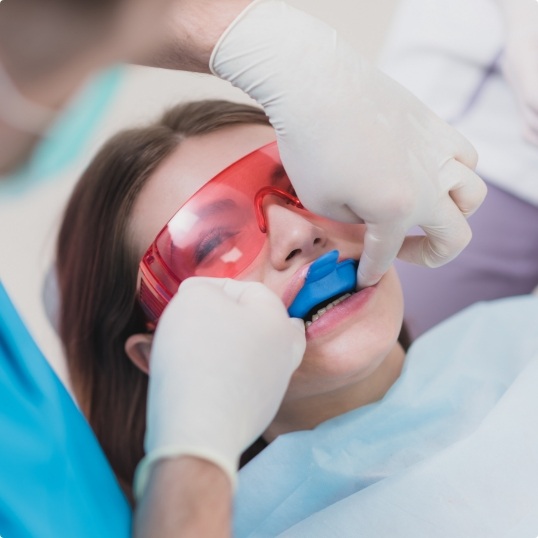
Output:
top-left (236, 244), bottom-right (277, 288)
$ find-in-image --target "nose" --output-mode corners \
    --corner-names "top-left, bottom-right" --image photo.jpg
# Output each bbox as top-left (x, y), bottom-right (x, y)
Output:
top-left (264, 200), bottom-right (328, 270)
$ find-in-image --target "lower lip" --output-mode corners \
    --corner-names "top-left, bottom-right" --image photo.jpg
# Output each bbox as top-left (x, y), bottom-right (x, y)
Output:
top-left (304, 285), bottom-right (376, 340)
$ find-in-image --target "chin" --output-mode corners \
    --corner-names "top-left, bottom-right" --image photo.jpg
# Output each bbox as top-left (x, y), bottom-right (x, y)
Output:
top-left (287, 315), bottom-right (402, 400)
top-left (320, 327), bottom-right (397, 375)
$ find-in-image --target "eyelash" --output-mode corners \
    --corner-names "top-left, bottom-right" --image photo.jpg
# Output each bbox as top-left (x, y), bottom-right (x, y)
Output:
top-left (195, 228), bottom-right (240, 265)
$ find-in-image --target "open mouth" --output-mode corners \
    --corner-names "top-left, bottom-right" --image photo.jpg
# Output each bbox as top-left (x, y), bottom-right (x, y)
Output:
top-left (287, 250), bottom-right (359, 326)
top-left (303, 290), bottom-right (355, 327)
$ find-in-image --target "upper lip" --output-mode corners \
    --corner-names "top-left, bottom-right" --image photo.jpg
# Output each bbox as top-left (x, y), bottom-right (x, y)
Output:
top-left (282, 262), bottom-right (314, 309)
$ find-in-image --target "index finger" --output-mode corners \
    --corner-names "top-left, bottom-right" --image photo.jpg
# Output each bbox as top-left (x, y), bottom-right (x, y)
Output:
top-left (358, 223), bottom-right (406, 288)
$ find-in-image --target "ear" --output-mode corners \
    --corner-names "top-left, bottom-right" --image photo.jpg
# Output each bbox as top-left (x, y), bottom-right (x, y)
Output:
top-left (125, 333), bottom-right (154, 375)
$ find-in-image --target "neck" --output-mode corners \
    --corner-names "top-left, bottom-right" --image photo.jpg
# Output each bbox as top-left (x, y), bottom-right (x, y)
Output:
top-left (264, 343), bottom-right (406, 442)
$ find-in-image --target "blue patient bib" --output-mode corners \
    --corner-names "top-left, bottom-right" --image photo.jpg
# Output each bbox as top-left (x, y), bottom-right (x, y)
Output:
top-left (0, 283), bottom-right (131, 538)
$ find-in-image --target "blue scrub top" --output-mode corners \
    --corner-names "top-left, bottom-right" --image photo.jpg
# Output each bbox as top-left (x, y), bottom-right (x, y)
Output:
top-left (0, 283), bottom-right (131, 538)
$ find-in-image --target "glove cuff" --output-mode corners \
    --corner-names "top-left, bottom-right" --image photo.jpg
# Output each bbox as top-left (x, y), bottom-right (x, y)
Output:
top-left (209, 0), bottom-right (270, 77)
top-left (134, 445), bottom-right (238, 501)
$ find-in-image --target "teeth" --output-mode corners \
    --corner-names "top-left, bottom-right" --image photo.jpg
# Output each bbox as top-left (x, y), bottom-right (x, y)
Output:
top-left (305, 293), bottom-right (352, 328)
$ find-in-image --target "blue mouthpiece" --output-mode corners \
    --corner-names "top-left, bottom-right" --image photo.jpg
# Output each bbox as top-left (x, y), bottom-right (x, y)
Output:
top-left (287, 250), bottom-right (358, 319)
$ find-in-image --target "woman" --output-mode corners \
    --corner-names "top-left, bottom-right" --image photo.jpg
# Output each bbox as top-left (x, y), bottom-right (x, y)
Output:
top-left (56, 98), bottom-right (410, 500)
top-left (56, 100), bottom-right (538, 535)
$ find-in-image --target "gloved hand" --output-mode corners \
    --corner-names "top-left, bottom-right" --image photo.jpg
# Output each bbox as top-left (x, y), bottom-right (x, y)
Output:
top-left (211, 0), bottom-right (487, 287)
top-left (134, 277), bottom-right (305, 498)
top-left (497, 0), bottom-right (538, 146)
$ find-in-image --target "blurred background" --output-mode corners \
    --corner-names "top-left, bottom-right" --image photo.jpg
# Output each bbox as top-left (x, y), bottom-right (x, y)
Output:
top-left (0, 0), bottom-right (400, 383)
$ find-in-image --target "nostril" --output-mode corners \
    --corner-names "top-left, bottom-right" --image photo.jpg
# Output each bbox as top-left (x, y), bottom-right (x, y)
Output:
top-left (313, 238), bottom-right (322, 245)
top-left (286, 249), bottom-right (301, 261)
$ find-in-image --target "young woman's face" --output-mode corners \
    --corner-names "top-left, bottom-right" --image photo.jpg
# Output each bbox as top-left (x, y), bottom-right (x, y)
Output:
top-left (129, 124), bottom-right (404, 402)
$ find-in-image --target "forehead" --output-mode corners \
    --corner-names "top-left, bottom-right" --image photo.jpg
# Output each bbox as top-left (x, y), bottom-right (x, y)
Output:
top-left (129, 123), bottom-right (276, 257)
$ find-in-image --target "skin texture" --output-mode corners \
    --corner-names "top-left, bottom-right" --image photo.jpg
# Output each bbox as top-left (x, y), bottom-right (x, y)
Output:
top-left (140, 0), bottom-right (251, 72)
top-left (126, 123), bottom-right (406, 442)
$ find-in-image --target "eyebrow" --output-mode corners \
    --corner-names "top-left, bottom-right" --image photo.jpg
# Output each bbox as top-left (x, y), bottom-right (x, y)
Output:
top-left (196, 198), bottom-right (239, 218)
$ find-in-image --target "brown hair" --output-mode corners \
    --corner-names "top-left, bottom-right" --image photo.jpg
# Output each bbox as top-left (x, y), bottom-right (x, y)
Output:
top-left (56, 100), bottom-right (271, 503)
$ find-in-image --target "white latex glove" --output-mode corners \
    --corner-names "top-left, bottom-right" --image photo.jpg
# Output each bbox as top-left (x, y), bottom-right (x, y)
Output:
top-left (211, 0), bottom-right (487, 287)
top-left (497, 0), bottom-right (538, 146)
top-left (134, 277), bottom-right (305, 498)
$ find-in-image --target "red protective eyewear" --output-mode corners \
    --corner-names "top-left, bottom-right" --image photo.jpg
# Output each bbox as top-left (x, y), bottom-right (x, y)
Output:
top-left (139, 141), bottom-right (304, 326)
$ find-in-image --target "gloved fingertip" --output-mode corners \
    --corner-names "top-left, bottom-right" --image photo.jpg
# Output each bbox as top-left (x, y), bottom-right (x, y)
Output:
top-left (179, 276), bottom-right (215, 291)
top-left (357, 266), bottom-right (381, 289)
top-left (221, 278), bottom-right (250, 301)
top-left (290, 317), bottom-right (306, 331)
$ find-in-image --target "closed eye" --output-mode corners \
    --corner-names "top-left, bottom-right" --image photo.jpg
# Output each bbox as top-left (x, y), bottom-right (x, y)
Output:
top-left (194, 228), bottom-right (240, 265)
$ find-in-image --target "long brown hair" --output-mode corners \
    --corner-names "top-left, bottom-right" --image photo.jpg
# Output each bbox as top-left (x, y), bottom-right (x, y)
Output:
top-left (56, 100), bottom-right (271, 503)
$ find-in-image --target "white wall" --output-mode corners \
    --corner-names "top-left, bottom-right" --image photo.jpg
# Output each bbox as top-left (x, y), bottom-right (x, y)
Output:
top-left (0, 0), bottom-right (400, 386)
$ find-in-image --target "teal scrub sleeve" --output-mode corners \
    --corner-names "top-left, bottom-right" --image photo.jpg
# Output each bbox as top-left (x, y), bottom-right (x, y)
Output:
top-left (0, 283), bottom-right (131, 538)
